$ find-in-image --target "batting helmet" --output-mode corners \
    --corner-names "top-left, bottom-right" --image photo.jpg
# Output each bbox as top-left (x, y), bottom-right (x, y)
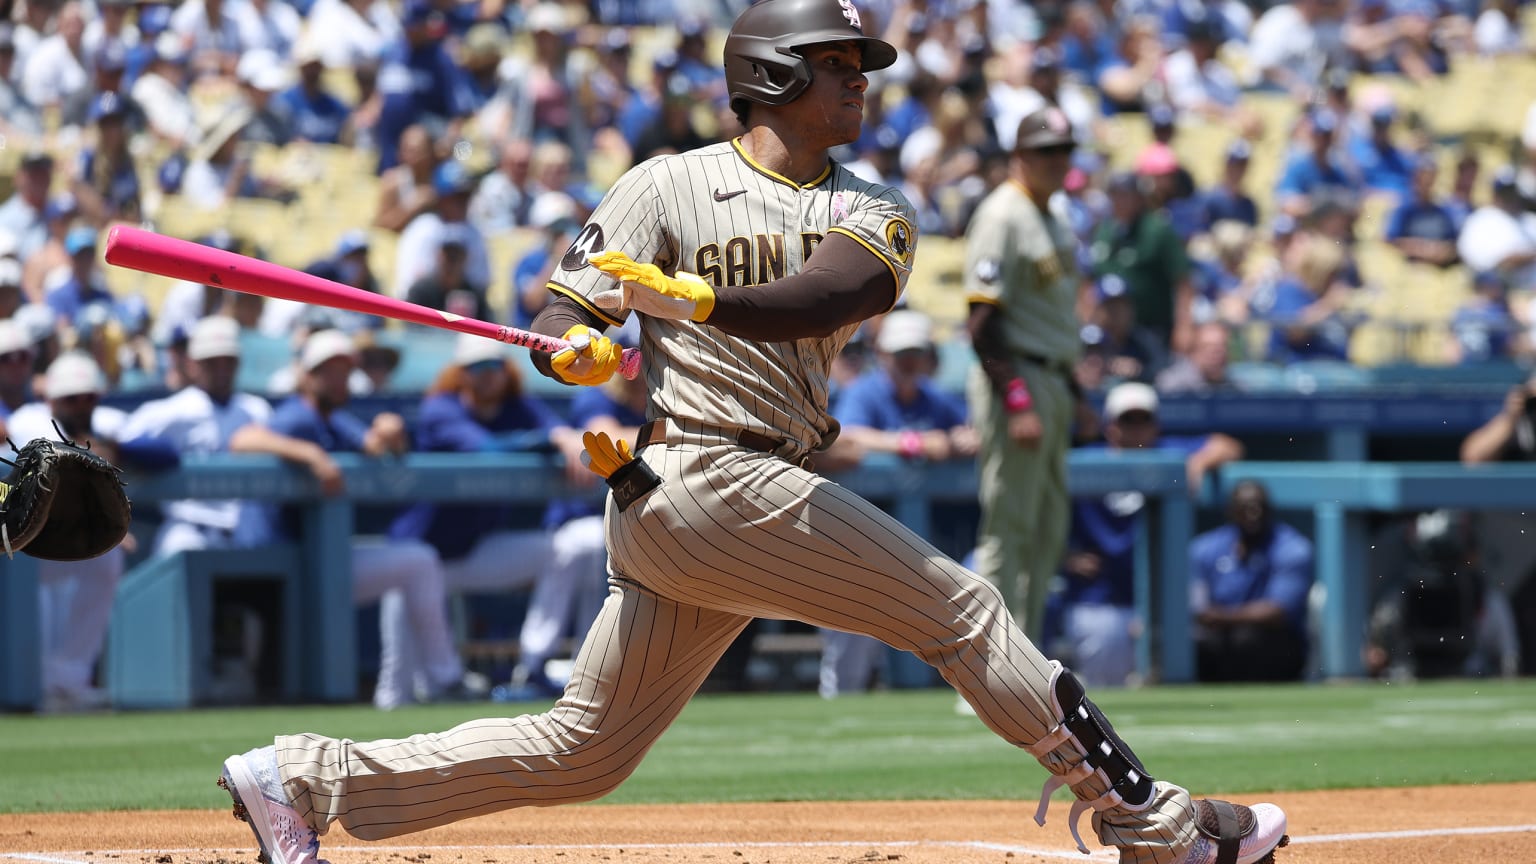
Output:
top-left (724, 0), bottom-right (897, 109)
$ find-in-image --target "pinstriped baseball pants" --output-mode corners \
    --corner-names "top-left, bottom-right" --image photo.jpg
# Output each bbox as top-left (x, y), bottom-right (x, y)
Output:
top-left (275, 434), bottom-right (1197, 862)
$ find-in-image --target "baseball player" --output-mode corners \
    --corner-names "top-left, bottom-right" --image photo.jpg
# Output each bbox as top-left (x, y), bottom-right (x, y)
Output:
top-left (216, 4), bottom-right (1289, 864)
top-left (965, 106), bottom-right (1093, 642)
top-left (12, 351), bottom-right (177, 712)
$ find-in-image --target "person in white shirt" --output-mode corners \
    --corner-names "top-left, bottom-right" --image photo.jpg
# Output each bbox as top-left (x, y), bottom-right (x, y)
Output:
top-left (83, 0), bottom-right (140, 59)
top-left (393, 161), bottom-right (490, 298)
top-left (170, 0), bottom-right (265, 78)
top-left (303, 0), bottom-right (400, 70)
top-left (11, 352), bottom-right (131, 712)
top-left (1458, 168), bottom-right (1536, 287)
top-left (1163, 18), bottom-right (1243, 120)
top-left (1247, 0), bottom-right (1346, 98)
top-left (132, 32), bottom-right (200, 149)
top-left (118, 316), bottom-right (280, 554)
top-left (20, 0), bottom-right (89, 108)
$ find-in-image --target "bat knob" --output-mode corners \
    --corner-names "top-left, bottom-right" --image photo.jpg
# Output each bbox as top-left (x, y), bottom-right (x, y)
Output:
top-left (618, 347), bottom-right (642, 381)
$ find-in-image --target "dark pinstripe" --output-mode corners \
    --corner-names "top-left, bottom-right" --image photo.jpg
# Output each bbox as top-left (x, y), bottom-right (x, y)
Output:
top-left (272, 139), bottom-right (1200, 862)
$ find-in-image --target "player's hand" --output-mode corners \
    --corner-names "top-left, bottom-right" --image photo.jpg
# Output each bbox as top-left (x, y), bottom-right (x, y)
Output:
top-left (1007, 410), bottom-right (1045, 448)
top-left (589, 251), bottom-right (715, 322)
top-left (550, 324), bottom-right (622, 386)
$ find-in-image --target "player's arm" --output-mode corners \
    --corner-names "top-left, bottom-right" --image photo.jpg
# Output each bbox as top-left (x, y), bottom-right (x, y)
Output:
top-left (706, 234), bottom-right (897, 339)
top-left (229, 424), bottom-right (345, 496)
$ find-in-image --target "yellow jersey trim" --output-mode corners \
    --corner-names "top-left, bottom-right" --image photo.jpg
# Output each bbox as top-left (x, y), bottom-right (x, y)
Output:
top-left (964, 293), bottom-right (1002, 306)
top-left (548, 281), bottom-right (626, 328)
top-left (731, 138), bottom-right (832, 189)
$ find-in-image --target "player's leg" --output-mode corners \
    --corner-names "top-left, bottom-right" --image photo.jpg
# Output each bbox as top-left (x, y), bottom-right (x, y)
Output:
top-left (440, 529), bottom-right (552, 595)
top-left (351, 539), bottom-right (464, 705)
top-left (817, 629), bottom-right (884, 698)
top-left (968, 366), bottom-right (1069, 636)
top-left (516, 515), bottom-right (608, 687)
top-left (610, 442), bottom-right (1285, 864)
top-left (37, 549), bottom-right (123, 710)
top-left (227, 580), bottom-right (750, 847)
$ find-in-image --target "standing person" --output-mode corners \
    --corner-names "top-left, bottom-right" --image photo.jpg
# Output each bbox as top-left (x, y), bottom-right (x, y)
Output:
top-left (965, 106), bottom-right (1089, 641)
top-left (11, 351), bottom-right (178, 712)
top-left (216, 7), bottom-right (1290, 864)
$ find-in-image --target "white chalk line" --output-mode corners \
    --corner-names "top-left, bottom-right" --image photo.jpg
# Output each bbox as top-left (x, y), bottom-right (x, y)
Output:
top-left (3, 824), bottom-right (1534, 864)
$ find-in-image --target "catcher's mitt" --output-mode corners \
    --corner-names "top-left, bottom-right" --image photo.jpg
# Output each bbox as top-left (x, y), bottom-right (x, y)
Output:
top-left (0, 437), bottom-right (131, 561)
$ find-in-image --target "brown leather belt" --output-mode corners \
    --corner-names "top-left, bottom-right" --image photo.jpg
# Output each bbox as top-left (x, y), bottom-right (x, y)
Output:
top-left (637, 418), bottom-right (810, 468)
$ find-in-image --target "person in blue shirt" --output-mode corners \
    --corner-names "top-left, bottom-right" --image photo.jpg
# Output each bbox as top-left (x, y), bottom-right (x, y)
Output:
top-left (241, 329), bottom-right (471, 709)
top-left (1347, 103), bottom-right (1417, 201)
top-left (72, 92), bottom-right (143, 226)
top-left (274, 39), bottom-right (352, 145)
top-left (1189, 479), bottom-right (1314, 682)
top-left (1447, 271), bottom-right (1516, 364)
top-left (508, 219), bottom-right (582, 330)
top-left (818, 309), bottom-right (977, 697)
top-left (1256, 236), bottom-right (1355, 363)
top-left (1054, 383), bottom-right (1243, 687)
top-left (45, 227), bottom-right (116, 324)
top-left (1274, 109), bottom-right (1363, 218)
top-left (1195, 141), bottom-right (1259, 232)
top-left (389, 334), bottom-right (588, 682)
top-left (374, 1), bottom-right (475, 173)
top-left (1384, 156), bottom-right (1461, 268)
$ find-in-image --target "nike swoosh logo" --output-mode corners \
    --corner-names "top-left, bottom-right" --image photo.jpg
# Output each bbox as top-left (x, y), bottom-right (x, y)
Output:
top-left (713, 188), bottom-right (746, 202)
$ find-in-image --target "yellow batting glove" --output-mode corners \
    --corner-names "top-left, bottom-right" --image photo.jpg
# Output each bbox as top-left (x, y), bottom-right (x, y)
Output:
top-left (580, 430), bottom-right (660, 511)
top-left (580, 430), bottom-right (634, 479)
top-left (588, 250), bottom-right (715, 323)
top-left (550, 325), bottom-right (621, 386)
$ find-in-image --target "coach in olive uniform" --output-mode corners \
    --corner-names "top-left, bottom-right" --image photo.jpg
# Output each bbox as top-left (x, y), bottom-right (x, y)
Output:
top-left (216, 4), bottom-right (1289, 864)
top-left (966, 106), bottom-right (1088, 639)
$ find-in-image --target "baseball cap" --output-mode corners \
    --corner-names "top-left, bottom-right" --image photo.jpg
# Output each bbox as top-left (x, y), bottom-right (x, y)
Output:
top-left (1309, 109), bottom-right (1339, 135)
top-left (1096, 273), bottom-right (1130, 302)
top-left (20, 149), bottom-right (54, 171)
top-left (452, 333), bottom-right (506, 367)
top-left (44, 194), bottom-right (78, 222)
top-left (525, 3), bottom-right (569, 34)
top-left (876, 309), bottom-right (934, 354)
top-left (138, 4), bottom-right (173, 35)
top-left (300, 328), bottom-right (358, 372)
top-left (12, 304), bottom-right (57, 346)
top-left (1270, 213), bottom-right (1298, 238)
top-left (89, 91), bottom-right (128, 123)
top-left (154, 31), bottom-right (189, 63)
top-left (334, 229), bottom-right (370, 258)
top-left (1104, 382), bottom-right (1159, 422)
top-left (65, 227), bottom-right (98, 257)
top-left (187, 315), bottom-right (242, 361)
top-left (1226, 140), bottom-right (1252, 163)
top-left (45, 351), bottom-right (107, 399)
top-left (1134, 142), bottom-right (1180, 176)
top-left (0, 319), bottom-right (31, 356)
top-left (1491, 165), bottom-right (1519, 193)
top-left (438, 223), bottom-right (472, 250)
top-left (433, 160), bottom-right (477, 196)
top-left (1148, 104), bottom-right (1176, 130)
top-left (1031, 45), bottom-right (1063, 72)
top-left (1015, 107), bottom-right (1076, 151)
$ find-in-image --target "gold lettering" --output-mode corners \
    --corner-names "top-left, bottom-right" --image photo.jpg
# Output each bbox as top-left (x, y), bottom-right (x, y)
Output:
top-left (724, 236), bottom-right (751, 286)
top-left (695, 244), bottom-right (723, 286)
top-left (755, 234), bottom-right (785, 283)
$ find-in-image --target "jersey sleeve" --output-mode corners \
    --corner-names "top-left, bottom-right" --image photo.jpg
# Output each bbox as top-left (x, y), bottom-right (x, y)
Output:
top-left (964, 199), bottom-right (1010, 306)
top-left (825, 188), bottom-right (919, 300)
top-left (545, 162), bottom-right (668, 328)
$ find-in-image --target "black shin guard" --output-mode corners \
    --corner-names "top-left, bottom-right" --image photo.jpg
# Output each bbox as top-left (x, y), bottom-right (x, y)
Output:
top-left (1028, 663), bottom-right (1157, 852)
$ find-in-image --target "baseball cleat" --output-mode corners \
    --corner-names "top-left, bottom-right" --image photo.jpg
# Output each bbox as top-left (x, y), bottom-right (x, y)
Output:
top-left (218, 753), bottom-right (326, 864)
top-left (1176, 799), bottom-right (1289, 864)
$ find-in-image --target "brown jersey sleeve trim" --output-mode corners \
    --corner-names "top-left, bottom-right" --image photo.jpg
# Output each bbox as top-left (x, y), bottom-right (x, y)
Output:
top-left (527, 294), bottom-right (613, 385)
top-left (548, 280), bottom-right (627, 328)
top-left (825, 226), bottom-right (900, 290)
top-left (966, 301), bottom-right (1018, 398)
top-left (706, 232), bottom-right (897, 341)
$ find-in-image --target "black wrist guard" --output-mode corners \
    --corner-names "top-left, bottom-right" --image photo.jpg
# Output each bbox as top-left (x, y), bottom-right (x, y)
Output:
top-left (607, 456), bottom-right (661, 511)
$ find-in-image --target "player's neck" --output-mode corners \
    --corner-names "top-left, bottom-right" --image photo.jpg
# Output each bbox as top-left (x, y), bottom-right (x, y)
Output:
top-left (738, 127), bottom-right (831, 186)
top-left (1008, 170), bottom-right (1053, 210)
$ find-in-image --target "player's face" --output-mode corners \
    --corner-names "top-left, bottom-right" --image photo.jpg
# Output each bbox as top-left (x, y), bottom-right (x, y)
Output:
top-left (794, 41), bottom-right (868, 146)
top-left (1019, 144), bottom-right (1074, 198)
top-left (194, 355), bottom-right (238, 402)
top-left (308, 356), bottom-right (354, 410)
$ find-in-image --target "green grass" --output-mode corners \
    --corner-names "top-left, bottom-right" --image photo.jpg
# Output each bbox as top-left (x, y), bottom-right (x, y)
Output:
top-left (3, 679), bottom-right (1535, 814)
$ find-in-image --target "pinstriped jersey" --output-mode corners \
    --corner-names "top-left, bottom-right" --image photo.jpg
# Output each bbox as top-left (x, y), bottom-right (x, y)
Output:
top-left (963, 181), bottom-right (1081, 367)
top-left (548, 138), bottom-right (919, 451)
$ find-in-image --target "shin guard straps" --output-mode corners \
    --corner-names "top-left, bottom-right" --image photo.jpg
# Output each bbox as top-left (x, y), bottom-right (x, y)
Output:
top-left (1028, 664), bottom-right (1157, 853)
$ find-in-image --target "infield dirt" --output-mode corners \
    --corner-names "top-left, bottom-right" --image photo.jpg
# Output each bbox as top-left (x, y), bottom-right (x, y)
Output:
top-left (2, 784), bottom-right (1531, 864)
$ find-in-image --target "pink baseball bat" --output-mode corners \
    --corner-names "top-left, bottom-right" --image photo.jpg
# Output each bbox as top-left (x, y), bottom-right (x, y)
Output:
top-left (103, 225), bottom-right (642, 380)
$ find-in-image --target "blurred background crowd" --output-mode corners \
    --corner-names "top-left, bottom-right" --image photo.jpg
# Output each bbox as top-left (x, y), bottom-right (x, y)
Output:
top-left (5, 0), bottom-right (1536, 712)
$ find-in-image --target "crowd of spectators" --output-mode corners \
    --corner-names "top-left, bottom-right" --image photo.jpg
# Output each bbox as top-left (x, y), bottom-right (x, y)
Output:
top-left (5, 0), bottom-right (1535, 708)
